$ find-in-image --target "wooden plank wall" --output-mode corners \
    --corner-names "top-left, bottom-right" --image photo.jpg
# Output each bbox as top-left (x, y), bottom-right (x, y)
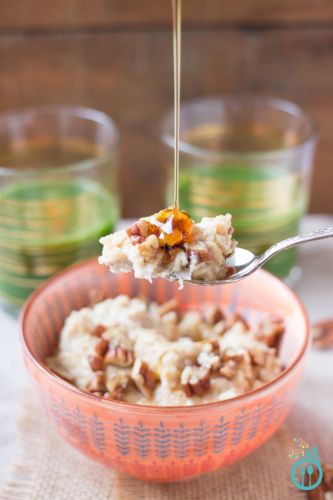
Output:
top-left (0, 1), bottom-right (332, 216)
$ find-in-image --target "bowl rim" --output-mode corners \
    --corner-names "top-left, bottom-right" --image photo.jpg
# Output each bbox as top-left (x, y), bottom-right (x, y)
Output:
top-left (20, 258), bottom-right (310, 414)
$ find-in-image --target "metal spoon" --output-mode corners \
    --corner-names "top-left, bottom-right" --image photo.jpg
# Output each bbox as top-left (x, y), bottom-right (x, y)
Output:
top-left (184, 227), bottom-right (333, 285)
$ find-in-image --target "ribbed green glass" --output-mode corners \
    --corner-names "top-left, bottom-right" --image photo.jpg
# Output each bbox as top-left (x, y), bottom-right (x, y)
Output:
top-left (0, 178), bottom-right (117, 304)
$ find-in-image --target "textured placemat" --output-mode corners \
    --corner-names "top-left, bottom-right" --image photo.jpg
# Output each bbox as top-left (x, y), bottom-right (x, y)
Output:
top-left (0, 395), bottom-right (305, 500)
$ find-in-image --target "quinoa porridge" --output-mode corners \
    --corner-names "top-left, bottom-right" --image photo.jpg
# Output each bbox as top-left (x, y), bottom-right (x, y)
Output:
top-left (47, 295), bottom-right (284, 406)
top-left (99, 208), bottom-right (236, 285)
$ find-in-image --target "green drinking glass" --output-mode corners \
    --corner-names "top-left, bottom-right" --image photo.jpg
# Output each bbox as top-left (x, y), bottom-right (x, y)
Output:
top-left (161, 96), bottom-right (317, 283)
top-left (0, 106), bottom-right (119, 311)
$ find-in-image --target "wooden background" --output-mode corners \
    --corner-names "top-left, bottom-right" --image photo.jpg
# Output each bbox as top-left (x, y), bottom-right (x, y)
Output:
top-left (0, 0), bottom-right (333, 216)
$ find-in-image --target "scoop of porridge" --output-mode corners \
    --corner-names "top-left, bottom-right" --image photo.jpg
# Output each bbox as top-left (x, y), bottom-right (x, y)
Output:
top-left (47, 295), bottom-right (284, 406)
top-left (99, 209), bottom-right (236, 285)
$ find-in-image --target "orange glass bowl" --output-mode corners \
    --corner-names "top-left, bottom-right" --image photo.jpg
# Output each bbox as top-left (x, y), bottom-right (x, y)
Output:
top-left (20, 259), bottom-right (309, 482)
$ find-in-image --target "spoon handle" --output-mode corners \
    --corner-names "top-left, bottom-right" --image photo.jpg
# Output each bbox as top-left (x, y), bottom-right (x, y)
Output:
top-left (258, 227), bottom-right (333, 267)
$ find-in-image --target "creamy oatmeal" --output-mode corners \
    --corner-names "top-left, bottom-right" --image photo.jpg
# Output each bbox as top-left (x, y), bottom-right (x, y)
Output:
top-left (47, 296), bottom-right (284, 406)
top-left (99, 208), bottom-right (236, 285)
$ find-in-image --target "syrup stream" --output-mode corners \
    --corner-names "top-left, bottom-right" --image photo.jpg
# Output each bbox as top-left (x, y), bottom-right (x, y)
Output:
top-left (172, 0), bottom-right (181, 210)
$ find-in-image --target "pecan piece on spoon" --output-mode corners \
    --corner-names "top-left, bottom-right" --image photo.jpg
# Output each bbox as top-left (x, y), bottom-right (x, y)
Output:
top-left (127, 219), bottom-right (152, 245)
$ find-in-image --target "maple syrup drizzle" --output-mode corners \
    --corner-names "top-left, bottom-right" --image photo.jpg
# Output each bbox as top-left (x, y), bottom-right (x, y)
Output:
top-left (172, 0), bottom-right (181, 210)
top-left (128, 1), bottom-right (191, 250)
top-left (154, 208), bottom-right (193, 247)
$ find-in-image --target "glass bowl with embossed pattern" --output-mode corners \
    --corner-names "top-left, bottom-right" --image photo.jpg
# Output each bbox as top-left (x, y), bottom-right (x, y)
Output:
top-left (20, 259), bottom-right (309, 482)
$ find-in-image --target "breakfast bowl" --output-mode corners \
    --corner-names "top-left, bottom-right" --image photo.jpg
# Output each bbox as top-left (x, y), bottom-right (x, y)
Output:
top-left (20, 259), bottom-right (309, 482)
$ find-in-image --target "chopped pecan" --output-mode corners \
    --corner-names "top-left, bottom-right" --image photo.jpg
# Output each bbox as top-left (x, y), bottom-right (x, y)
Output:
top-left (197, 351), bottom-right (220, 371)
top-left (225, 312), bottom-right (250, 331)
top-left (198, 340), bottom-right (221, 370)
top-left (105, 346), bottom-right (135, 367)
top-left (312, 320), bottom-right (333, 350)
top-left (103, 389), bottom-right (123, 401)
top-left (159, 299), bottom-right (178, 316)
top-left (188, 248), bottom-right (213, 263)
top-left (139, 361), bottom-right (159, 394)
top-left (88, 354), bottom-right (104, 372)
top-left (161, 310), bottom-right (178, 326)
top-left (103, 382), bottom-right (130, 401)
top-left (212, 320), bottom-right (228, 336)
top-left (103, 391), bottom-right (119, 401)
top-left (86, 371), bottom-right (106, 393)
top-left (181, 366), bottom-right (210, 397)
top-left (138, 234), bottom-right (160, 258)
top-left (92, 324), bottom-right (107, 337)
top-left (178, 311), bottom-right (202, 340)
top-left (106, 370), bottom-right (131, 400)
top-left (204, 338), bottom-right (220, 351)
top-left (248, 346), bottom-right (266, 366)
top-left (160, 311), bottom-right (179, 341)
top-left (132, 360), bottom-right (159, 398)
top-left (219, 360), bottom-right (238, 380)
top-left (127, 219), bottom-right (151, 245)
top-left (222, 348), bottom-right (245, 364)
top-left (225, 266), bottom-right (236, 278)
top-left (256, 316), bottom-right (285, 348)
top-left (204, 305), bottom-right (225, 325)
top-left (95, 338), bottom-right (109, 357)
top-left (198, 249), bottom-right (213, 262)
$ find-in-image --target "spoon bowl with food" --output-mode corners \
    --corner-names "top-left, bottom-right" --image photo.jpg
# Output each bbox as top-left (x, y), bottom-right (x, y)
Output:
top-left (99, 208), bottom-right (333, 286)
top-left (99, 207), bottom-right (236, 286)
top-left (187, 226), bottom-right (333, 285)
